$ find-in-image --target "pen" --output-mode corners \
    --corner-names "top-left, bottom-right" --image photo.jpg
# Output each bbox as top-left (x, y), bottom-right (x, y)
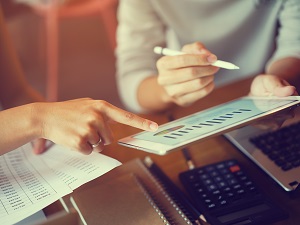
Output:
top-left (154, 46), bottom-right (240, 70)
top-left (182, 147), bottom-right (195, 170)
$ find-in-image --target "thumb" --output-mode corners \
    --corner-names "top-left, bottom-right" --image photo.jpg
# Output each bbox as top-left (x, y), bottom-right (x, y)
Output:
top-left (32, 138), bottom-right (47, 154)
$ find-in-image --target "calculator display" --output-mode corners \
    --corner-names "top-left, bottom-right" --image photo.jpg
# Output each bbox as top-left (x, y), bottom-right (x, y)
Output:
top-left (217, 204), bottom-right (270, 223)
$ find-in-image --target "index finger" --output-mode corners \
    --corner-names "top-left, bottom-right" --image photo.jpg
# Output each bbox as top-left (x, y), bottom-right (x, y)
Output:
top-left (100, 103), bottom-right (158, 132)
top-left (157, 54), bottom-right (217, 70)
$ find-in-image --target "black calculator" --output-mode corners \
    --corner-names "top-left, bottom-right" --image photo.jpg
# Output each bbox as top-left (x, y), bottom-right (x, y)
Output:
top-left (179, 159), bottom-right (288, 225)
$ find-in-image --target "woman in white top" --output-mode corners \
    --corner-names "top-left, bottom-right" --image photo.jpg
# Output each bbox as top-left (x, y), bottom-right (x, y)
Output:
top-left (0, 4), bottom-right (157, 156)
top-left (116, 0), bottom-right (300, 113)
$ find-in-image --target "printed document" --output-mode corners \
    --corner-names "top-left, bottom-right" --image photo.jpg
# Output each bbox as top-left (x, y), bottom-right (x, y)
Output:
top-left (0, 143), bottom-right (121, 224)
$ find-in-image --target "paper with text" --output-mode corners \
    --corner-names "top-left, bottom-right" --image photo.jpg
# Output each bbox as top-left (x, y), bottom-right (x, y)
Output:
top-left (0, 143), bottom-right (121, 224)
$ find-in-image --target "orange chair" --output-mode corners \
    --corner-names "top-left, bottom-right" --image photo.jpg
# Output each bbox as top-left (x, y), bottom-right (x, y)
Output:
top-left (29, 0), bottom-right (118, 101)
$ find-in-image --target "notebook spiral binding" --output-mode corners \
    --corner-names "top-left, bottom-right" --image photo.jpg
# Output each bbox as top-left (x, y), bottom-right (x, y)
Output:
top-left (139, 158), bottom-right (198, 225)
top-left (133, 176), bottom-right (171, 225)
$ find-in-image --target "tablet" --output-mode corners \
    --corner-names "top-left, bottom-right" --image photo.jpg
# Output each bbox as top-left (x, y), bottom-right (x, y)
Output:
top-left (118, 96), bottom-right (300, 155)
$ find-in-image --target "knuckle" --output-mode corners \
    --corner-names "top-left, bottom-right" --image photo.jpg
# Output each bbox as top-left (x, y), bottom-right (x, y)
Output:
top-left (202, 82), bottom-right (215, 95)
top-left (97, 100), bottom-right (110, 110)
top-left (188, 67), bottom-right (198, 76)
top-left (198, 77), bottom-right (209, 87)
top-left (175, 98), bottom-right (187, 107)
top-left (156, 57), bottom-right (169, 69)
top-left (124, 112), bottom-right (135, 122)
top-left (166, 88), bottom-right (177, 98)
top-left (194, 41), bottom-right (205, 49)
top-left (177, 55), bottom-right (187, 65)
top-left (157, 76), bottom-right (166, 85)
top-left (156, 58), bottom-right (163, 68)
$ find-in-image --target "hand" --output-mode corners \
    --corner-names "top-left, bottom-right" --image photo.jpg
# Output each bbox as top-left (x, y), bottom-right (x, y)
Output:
top-left (32, 98), bottom-right (158, 155)
top-left (156, 42), bottom-right (220, 107)
top-left (250, 74), bottom-right (298, 97)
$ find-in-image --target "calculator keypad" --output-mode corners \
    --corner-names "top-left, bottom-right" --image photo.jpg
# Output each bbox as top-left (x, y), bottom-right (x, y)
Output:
top-left (180, 160), bottom-right (261, 211)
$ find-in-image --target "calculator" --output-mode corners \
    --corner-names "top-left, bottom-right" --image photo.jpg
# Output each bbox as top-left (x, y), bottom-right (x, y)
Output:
top-left (179, 159), bottom-right (288, 225)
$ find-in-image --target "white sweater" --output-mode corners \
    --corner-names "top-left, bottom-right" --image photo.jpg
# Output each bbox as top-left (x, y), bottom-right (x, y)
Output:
top-left (116, 0), bottom-right (300, 112)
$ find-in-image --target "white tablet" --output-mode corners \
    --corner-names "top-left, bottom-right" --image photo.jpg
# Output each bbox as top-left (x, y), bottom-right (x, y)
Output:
top-left (118, 96), bottom-right (300, 155)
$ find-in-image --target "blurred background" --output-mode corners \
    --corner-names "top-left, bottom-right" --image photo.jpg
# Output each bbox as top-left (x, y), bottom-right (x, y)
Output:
top-left (1, 0), bottom-right (124, 108)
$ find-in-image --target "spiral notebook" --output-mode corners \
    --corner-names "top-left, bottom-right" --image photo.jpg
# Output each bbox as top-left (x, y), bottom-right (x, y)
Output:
top-left (69, 157), bottom-right (207, 225)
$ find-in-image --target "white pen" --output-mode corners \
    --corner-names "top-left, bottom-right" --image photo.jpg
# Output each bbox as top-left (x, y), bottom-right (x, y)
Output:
top-left (154, 46), bottom-right (239, 70)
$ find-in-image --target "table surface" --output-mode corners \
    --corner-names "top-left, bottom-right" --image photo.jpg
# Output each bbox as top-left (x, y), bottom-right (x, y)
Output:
top-left (44, 77), bottom-right (300, 225)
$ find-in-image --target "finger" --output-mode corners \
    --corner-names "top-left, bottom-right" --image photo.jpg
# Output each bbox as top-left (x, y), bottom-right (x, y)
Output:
top-left (174, 81), bottom-right (215, 106)
top-left (87, 131), bottom-right (105, 153)
top-left (273, 86), bottom-right (297, 97)
top-left (98, 102), bottom-right (158, 131)
top-left (32, 138), bottom-right (47, 154)
top-left (158, 66), bottom-right (218, 85)
top-left (90, 133), bottom-right (105, 153)
top-left (165, 76), bottom-right (214, 98)
top-left (182, 42), bottom-right (211, 54)
top-left (95, 121), bottom-right (114, 146)
top-left (78, 141), bottom-right (95, 155)
top-left (157, 53), bottom-right (217, 70)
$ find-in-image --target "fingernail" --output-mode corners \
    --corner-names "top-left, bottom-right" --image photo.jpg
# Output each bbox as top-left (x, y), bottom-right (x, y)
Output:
top-left (207, 54), bottom-right (217, 63)
top-left (149, 122), bottom-right (158, 131)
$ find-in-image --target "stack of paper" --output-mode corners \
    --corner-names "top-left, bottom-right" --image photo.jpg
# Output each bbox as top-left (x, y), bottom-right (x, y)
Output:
top-left (0, 143), bottom-right (121, 224)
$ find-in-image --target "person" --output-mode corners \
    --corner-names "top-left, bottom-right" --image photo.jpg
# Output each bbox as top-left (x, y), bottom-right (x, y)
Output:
top-left (116, 0), bottom-right (300, 113)
top-left (0, 4), bottom-right (158, 156)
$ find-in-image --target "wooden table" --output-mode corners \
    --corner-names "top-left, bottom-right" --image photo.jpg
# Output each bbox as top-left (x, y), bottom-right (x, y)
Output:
top-left (44, 77), bottom-right (300, 224)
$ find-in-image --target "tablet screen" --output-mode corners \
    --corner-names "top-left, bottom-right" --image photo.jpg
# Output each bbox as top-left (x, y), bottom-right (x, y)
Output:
top-left (119, 96), bottom-right (300, 154)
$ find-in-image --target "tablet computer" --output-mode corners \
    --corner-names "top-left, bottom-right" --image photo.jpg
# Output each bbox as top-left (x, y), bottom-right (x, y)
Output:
top-left (118, 96), bottom-right (300, 155)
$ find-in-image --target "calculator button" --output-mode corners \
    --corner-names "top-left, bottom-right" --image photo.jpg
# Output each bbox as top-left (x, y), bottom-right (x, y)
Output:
top-left (216, 163), bottom-right (226, 169)
top-left (205, 166), bottom-right (215, 172)
top-left (219, 200), bottom-right (227, 206)
top-left (233, 184), bottom-right (242, 190)
top-left (228, 178), bottom-right (238, 185)
top-left (210, 171), bottom-right (219, 177)
top-left (197, 188), bottom-right (204, 193)
top-left (227, 192), bottom-right (234, 198)
top-left (240, 176), bottom-right (248, 181)
top-left (204, 199), bottom-right (213, 204)
top-left (237, 189), bottom-right (246, 195)
top-left (219, 168), bottom-right (228, 174)
top-left (197, 169), bottom-right (205, 175)
top-left (226, 161), bottom-right (236, 166)
top-left (212, 190), bottom-right (221, 195)
top-left (229, 165), bottom-right (240, 173)
top-left (203, 179), bottom-right (213, 185)
top-left (223, 187), bottom-right (231, 192)
top-left (217, 181), bottom-right (227, 188)
top-left (207, 203), bottom-right (216, 209)
top-left (200, 174), bottom-right (209, 180)
top-left (214, 176), bottom-right (223, 182)
top-left (224, 174), bottom-right (233, 179)
top-left (207, 184), bottom-right (218, 191)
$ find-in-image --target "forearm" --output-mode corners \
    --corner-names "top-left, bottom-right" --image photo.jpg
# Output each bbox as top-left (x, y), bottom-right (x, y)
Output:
top-left (267, 57), bottom-right (300, 88)
top-left (0, 103), bottom-right (42, 155)
top-left (137, 75), bottom-right (175, 112)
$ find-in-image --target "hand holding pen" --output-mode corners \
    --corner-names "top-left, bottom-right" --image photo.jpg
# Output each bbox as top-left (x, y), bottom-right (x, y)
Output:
top-left (154, 42), bottom-right (239, 108)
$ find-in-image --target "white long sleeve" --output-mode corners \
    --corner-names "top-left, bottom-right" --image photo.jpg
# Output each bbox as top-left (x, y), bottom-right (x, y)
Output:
top-left (116, 0), bottom-right (300, 113)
